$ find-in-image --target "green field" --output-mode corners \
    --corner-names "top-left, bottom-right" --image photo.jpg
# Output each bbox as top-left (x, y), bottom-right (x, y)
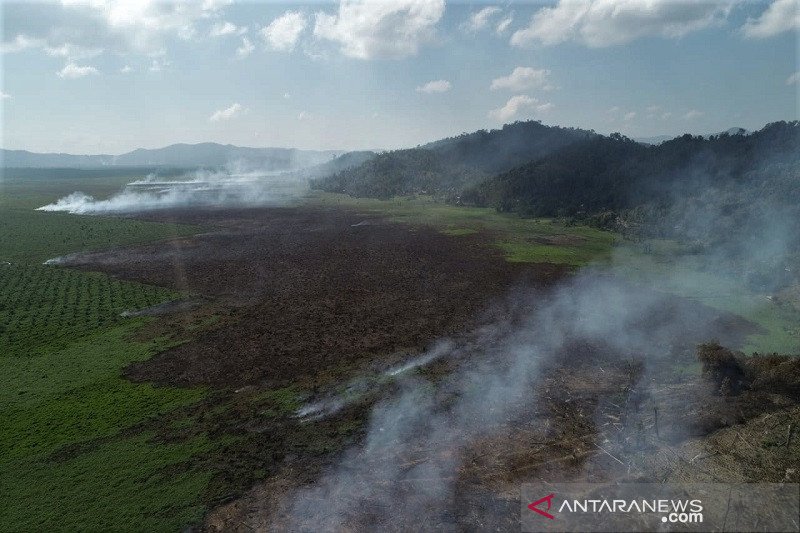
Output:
top-left (0, 172), bottom-right (214, 531)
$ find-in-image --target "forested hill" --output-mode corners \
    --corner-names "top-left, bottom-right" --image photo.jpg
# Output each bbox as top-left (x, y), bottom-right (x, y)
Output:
top-left (312, 121), bottom-right (596, 198)
top-left (464, 121), bottom-right (800, 218)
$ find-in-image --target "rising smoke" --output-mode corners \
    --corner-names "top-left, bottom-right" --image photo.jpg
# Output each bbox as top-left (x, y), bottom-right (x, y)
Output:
top-left (277, 153), bottom-right (799, 528)
top-left (37, 166), bottom-right (310, 214)
top-left (278, 265), bottom-right (758, 530)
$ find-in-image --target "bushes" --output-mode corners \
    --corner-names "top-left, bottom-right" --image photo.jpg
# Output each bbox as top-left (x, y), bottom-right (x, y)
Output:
top-left (697, 342), bottom-right (748, 395)
top-left (697, 342), bottom-right (800, 398)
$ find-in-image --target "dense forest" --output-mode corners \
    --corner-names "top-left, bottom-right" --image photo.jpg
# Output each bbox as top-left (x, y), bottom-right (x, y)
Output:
top-left (311, 121), bottom-right (595, 198)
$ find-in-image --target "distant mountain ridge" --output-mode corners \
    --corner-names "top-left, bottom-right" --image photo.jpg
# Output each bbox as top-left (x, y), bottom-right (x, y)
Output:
top-left (1, 143), bottom-right (343, 170)
top-left (635, 127), bottom-right (749, 145)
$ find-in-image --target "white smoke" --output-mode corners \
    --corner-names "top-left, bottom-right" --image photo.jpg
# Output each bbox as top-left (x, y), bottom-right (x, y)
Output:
top-left (279, 271), bottom-right (735, 530)
top-left (36, 167), bottom-right (309, 214)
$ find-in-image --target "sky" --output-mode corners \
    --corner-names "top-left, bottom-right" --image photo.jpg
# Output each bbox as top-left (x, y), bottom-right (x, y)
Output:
top-left (0, 0), bottom-right (798, 154)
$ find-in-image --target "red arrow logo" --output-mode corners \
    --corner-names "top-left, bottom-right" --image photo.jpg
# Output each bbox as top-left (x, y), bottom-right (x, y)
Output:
top-left (528, 493), bottom-right (556, 520)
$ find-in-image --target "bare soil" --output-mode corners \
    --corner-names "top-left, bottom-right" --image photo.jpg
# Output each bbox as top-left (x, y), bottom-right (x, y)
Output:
top-left (55, 205), bottom-right (795, 531)
top-left (60, 206), bottom-right (565, 389)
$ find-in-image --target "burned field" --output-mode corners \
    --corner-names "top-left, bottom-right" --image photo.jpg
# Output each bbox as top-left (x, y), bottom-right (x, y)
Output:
top-left (37, 204), bottom-right (800, 531)
top-left (56, 205), bottom-right (566, 389)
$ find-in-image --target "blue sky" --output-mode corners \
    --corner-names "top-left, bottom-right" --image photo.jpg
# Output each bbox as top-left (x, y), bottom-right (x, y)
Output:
top-left (1, 0), bottom-right (797, 154)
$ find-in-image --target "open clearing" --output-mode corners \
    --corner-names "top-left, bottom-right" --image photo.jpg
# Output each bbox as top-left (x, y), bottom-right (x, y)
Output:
top-left (1, 177), bottom-right (797, 531)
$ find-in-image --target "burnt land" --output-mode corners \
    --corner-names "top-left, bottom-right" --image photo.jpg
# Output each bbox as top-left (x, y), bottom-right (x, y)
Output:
top-left (58, 206), bottom-right (565, 389)
top-left (51, 205), bottom-right (797, 531)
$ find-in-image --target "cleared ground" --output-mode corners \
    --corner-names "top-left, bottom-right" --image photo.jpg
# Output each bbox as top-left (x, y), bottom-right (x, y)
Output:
top-left (2, 177), bottom-right (797, 531)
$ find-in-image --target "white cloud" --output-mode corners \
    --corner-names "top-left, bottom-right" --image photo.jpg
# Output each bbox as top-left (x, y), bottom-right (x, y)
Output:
top-left (489, 95), bottom-right (553, 122)
top-left (623, 111), bottom-right (636, 121)
top-left (44, 42), bottom-right (103, 60)
top-left (683, 109), bottom-right (704, 120)
top-left (2, 35), bottom-right (103, 61)
top-left (262, 11), bottom-right (307, 51)
top-left (607, 106), bottom-right (620, 114)
top-left (1, 91), bottom-right (11, 99)
top-left (298, 111), bottom-right (308, 120)
top-left (209, 103), bottom-right (244, 122)
top-left (210, 21), bottom-right (245, 37)
top-left (490, 67), bottom-right (552, 91)
top-left (283, 92), bottom-right (292, 99)
top-left (464, 7), bottom-right (501, 31)
top-left (416, 79), bottom-right (452, 93)
top-left (661, 111), bottom-right (673, 120)
top-left (787, 72), bottom-right (800, 85)
top-left (496, 13), bottom-right (514, 34)
top-left (646, 105), bottom-right (661, 113)
top-left (0, 34), bottom-right (46, 54)
top-left (119, 65), bottom-right (133, 73)
top-left (236, 36), bottom-right (255, 58)
top-left (57, 63), bottom-right (99, 79)
top-left (60, 0), bottom-right (228, 54)
top-left (742, 0), bottom-right (799, 38)
top-left (148, 57), bottom-right (170, 72)
top-left (511, 0), bottom-right (731, 48)
top-left (313, 0), bottom-right (445, 60)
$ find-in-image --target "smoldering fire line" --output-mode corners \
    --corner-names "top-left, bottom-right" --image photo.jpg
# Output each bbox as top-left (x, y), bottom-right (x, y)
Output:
top-left (275, 266), bottom-right (760, 530)
top-left (37, 167), bottom-right (309, 215)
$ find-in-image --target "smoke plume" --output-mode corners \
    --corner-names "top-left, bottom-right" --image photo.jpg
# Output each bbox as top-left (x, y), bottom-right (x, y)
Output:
top-left (37, 167), bottom-right (309, 214)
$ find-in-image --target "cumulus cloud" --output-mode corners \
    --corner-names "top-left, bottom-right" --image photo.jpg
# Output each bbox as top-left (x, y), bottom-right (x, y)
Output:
top-left (511, 0), bottom-right (731, 48)
top-left (489, 95), bottom-right (553, 122)
top-left (262, 11), bottom-right (307, 51)
top-left (210, 21), bottom-right (245, 37)
top-left (490, 67), bottom-right (552, 91)
top-left (416, 79), bottom-right (451, 93)
top-left (6, 0), bottom-right (231, 60)
top-left (742, 0), bottom-right (799, 38)
top-left (624, 111), bottom-right (636, 121)
top-left (787, 72), bottom-right (800, 85)
top-left (57, 63), bottom-right (99, 79)
top-left (119, 64), bottom-right (133, 73)
top-left (1, 91), bottom-right (11, 99)
top-left (209, 102), bottom-right (244, 122)
top-left (236, 37), bottom-right (255, 58)
top-left (683, 109), bottom-right (704, 120)
top-left (313, 0), bottom-right (445, 59)
top-left (463, 6), bottom-right (501, 31)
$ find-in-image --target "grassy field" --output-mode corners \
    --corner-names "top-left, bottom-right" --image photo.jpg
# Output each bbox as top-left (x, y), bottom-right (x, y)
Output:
top-left (0, 173), bottom-right (364, 531)
top-left (613, 245), bottom-right (800, 354)
top-left (0, 171), bottom-right (215, 531)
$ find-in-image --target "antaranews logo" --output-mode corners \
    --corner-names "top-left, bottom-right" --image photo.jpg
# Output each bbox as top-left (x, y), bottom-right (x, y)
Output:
top-left (527, 493), bottom-right (555, 520)
top-left (527, 493), bottom-right (703, 523)
top-left (520, 483), bottom-right (800, 533)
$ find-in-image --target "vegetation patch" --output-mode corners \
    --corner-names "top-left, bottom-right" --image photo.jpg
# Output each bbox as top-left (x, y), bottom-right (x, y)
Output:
top-left (308, 192), bottom-right (615, 267)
